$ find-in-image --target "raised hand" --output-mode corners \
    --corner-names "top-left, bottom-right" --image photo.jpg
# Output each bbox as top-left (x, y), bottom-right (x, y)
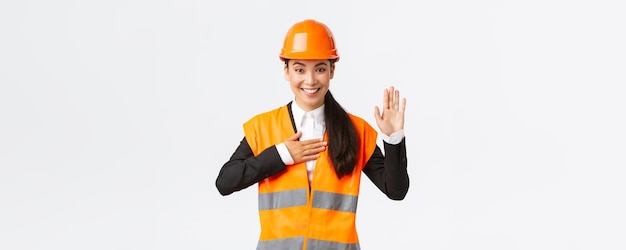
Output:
top-left (374, 86), bottom-right (406, 136)
top-left (283, 131), bottom-right (327, 164)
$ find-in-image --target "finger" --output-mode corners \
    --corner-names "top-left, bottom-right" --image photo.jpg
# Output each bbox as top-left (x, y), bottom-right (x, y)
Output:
top-left (304, 141), bottom-right (326, 151)
top-left (389, 86), bottom-right (395, 109)
top-left (300, 137), bottom-right (324, 145)
top-left (400, 98), bottom-right (407, 113)
top-left (374, 106), bottom-right (382, 123)
top-left (394, 89), bottom-right (400, 110)
top-left (309, 145), bottom-right (327, 154)
top-left (383, 88), bottom-right (389, 110)
top-left (300, 145), bottom-right (324, 160)
top-left (302, 154), bottom-right (320, 161)
top-left (287, 131), bottom-right (302, 141)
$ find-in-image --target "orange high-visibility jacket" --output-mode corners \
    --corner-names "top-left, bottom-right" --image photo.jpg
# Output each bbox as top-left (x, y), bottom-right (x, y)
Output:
top-left (243, 104), bottom-right (378, 250)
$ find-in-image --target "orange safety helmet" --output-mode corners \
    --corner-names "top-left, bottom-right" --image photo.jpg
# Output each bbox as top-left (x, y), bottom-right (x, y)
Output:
top-left (279, 19), bottom-right (339, 62)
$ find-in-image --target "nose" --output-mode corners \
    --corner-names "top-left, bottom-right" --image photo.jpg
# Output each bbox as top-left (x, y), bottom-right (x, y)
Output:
top-left (304, 71), bottom-right (315, 85)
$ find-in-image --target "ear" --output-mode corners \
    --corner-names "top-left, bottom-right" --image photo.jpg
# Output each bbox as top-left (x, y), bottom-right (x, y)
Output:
top-left (283, 64), bottom-right (289, 81)
top-left (329, 64), bottom-right (335, 79)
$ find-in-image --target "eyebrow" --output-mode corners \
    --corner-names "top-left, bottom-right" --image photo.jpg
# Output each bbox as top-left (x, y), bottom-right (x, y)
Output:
top-left (292, 62), bottom-right (329, 67)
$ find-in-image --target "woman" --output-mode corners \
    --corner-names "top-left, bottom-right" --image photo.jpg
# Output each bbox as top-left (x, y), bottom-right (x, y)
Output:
top-left (216, 19), bottom-right (409, 250)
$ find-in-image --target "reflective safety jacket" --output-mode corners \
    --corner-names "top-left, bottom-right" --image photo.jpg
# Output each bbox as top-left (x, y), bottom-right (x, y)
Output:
top-left (243, 105), bottom-right (378, 250)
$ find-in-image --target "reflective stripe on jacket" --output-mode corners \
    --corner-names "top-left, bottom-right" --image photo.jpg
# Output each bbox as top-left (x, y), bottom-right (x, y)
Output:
top-left (243, 104), bottom-right (378, 250)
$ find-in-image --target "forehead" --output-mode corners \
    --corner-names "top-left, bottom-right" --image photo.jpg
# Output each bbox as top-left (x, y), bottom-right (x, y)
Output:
top-left (289, 59), bottom-right (330, 67)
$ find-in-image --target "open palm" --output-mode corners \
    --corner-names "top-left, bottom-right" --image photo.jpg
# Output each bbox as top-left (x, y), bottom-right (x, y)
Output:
top-left (374, 86), bottom-right (406, 136)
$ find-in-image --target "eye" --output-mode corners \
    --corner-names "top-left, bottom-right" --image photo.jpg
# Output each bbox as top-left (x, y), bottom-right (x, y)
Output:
top-left (315, 68), bottom-right (326, 72)
top-left (294, 68), bottom-right (304, 73)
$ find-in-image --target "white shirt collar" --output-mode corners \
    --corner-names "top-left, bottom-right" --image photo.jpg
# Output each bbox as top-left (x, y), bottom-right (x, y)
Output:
top-left (291, 101), bottom-right (325, 129)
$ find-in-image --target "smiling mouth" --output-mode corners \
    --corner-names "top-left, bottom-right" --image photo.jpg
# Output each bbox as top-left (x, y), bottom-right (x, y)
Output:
top-left (302, 88), bottom-right (320, 94)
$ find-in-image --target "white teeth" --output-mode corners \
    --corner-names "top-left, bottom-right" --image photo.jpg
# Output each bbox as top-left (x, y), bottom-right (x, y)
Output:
top-left (303, 88), bottom-right (319, 94)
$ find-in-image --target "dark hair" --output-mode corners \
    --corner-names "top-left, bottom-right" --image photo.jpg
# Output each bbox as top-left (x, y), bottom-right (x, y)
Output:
top-left (324, 91), bottom-right (359, 178)
top-left (285, 59), bottom-right (359, 178)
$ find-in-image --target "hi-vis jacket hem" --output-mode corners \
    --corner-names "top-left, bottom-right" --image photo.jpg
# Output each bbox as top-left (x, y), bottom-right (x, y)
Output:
top-left (257, 237), bottom-right (361, 250)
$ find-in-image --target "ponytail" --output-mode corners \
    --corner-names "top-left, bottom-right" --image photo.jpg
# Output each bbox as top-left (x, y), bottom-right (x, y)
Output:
top-left (324, 91), bottom-right (359, 178)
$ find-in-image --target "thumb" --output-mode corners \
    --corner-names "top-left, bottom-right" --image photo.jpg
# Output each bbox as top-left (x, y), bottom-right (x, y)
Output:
top-left (287, 131), bottom-right (302, 141)
top-left (374, 106), bottom-right (382, 123)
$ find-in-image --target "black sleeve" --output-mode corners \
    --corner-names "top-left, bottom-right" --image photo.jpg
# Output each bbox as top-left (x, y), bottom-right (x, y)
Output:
top-left (215, 137), bottom-right (287, 196)
top-left (362, 138), bottom-right (409, 200)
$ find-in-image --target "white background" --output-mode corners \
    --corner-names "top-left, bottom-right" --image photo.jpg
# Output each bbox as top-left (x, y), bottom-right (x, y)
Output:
top-left (1, 0), bottom-right (625, 249)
